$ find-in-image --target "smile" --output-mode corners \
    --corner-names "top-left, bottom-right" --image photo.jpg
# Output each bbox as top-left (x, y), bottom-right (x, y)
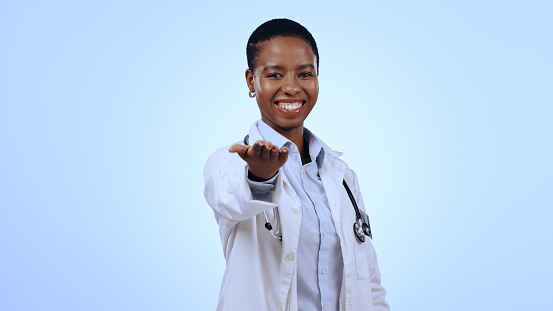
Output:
top-left (275, 101), bottom-right (305, 112)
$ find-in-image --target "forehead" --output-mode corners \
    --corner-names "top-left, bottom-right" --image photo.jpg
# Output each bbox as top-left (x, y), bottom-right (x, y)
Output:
top-left (255, 36), bottom-right (316, 69)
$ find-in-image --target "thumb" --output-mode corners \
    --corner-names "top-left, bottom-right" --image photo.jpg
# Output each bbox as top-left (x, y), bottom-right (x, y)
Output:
top-left (229, 144), bottom-right (249, 160)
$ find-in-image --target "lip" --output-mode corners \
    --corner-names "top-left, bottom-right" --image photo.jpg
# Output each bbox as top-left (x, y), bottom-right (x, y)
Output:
top-left (273, 99), bottom-right (307, 117)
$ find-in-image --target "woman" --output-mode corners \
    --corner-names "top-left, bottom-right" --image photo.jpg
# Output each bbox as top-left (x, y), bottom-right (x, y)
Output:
top-left (204, 18), bottom-right (390, 311)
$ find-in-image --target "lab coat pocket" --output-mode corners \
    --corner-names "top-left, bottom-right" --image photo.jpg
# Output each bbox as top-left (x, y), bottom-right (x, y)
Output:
top-left (353, 238), bottom-right (371, 280)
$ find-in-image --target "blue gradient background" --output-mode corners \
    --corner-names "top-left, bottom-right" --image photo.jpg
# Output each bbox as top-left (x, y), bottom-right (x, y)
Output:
top-left (1, 1), bottom-right (551, 310)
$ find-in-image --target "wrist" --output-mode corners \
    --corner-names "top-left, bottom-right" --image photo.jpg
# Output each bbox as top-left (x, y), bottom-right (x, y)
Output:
top-left (248, 170), bottom-right (277, 182)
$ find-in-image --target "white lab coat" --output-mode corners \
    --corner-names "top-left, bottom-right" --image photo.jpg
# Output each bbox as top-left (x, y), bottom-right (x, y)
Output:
top-left (204, 121), bottom-right (390, 311)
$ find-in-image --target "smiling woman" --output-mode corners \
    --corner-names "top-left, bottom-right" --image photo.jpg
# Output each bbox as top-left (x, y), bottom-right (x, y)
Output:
top-left (246, 36), bottom-right (319, 139)
top-left (245, 35), bottom-right (319, 168)
top-left (203, 18), bottom-right (390, 311)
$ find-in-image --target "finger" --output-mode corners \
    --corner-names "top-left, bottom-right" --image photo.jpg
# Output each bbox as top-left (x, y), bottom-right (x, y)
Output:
top-left (278, 146), bottom-right (289, 162)
top-left (250, 140), bottom-right (264, 158)
top-left (261, 142), bottom-right (273, 161)
top-left (229, 144), bottom-right (249, 159)
top-left (270, 145), bottom-right (279, 160)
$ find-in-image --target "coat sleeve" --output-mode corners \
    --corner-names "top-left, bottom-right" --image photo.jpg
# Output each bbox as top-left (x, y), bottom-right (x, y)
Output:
top-left (203, 146), bottom-right (280, 248)
top-left (350, 169), bottom-right (391, 311)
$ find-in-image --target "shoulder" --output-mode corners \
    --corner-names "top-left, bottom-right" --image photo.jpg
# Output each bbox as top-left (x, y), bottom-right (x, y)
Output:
top-left (317, 137), bottom-right (360, 191)
top-left (305, 128), bottom-right (344, 159)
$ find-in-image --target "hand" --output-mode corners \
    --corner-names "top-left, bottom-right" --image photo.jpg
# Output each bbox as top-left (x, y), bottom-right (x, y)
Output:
top-left (229, 140), bottom-right (289, 180)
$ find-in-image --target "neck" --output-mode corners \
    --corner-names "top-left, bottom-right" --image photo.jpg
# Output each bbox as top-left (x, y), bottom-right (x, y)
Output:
top-left (287, 129), bottom-right (305, 155)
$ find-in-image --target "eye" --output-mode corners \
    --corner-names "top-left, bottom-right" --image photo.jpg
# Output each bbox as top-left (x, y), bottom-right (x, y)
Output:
top-left (299, 72), bottom-right (314, 78)
top-left (267, 73), bottom-right (283, 78)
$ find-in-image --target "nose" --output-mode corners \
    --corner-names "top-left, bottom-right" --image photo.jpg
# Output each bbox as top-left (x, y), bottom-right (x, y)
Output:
top-left (281, 75), bottom-right (301, 95)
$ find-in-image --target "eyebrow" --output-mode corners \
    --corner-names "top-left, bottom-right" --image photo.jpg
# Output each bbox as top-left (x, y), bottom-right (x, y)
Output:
top-left (262, 64), bottom-right (316, 71)
top-left (262, 65), bottom-right (285, 71)
top-left (297, 64), bottom-right (315, 70)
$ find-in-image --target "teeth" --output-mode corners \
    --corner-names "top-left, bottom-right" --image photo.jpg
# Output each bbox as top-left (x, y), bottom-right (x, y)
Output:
top-left (277, 102), bottom-right (302, 111)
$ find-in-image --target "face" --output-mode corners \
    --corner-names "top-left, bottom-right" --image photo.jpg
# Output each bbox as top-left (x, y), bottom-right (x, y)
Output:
top-left (246, 36), bottom-right (319, 137)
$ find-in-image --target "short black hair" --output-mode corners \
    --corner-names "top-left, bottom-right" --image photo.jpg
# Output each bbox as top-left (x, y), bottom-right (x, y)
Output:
top-left (246, 18), bottom-right (319, 72)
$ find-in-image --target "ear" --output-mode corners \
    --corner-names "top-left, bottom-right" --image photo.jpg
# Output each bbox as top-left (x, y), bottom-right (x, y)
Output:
top-left (245, 69), bottom-right (254, 92)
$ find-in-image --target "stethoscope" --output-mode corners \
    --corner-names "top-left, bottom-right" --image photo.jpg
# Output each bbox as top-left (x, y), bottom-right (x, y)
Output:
top-left (243, 135), bottom-right (372, 243)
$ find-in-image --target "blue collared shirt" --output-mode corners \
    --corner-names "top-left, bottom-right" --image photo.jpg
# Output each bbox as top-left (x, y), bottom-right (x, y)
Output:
top-left (247, 120), bottom-right (343, 311)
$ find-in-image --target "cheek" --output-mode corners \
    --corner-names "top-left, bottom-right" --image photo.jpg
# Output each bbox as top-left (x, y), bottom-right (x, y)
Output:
top-left (258, 81), bottom-right (279, 97)
top-left (305, 80), bottom-right (319, 98)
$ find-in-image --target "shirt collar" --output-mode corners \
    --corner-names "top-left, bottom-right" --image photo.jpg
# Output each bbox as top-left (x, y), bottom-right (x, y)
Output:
top-left (304, 127), bottom-right (325, 169)
top-left (257, 120), bottom-right (290, 149)
top-left (257, 120), bottom-right (325, 169)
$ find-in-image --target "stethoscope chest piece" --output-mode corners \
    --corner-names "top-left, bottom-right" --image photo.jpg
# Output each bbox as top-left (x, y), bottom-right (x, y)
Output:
top-left (353, 221), bottom-right (366, 243)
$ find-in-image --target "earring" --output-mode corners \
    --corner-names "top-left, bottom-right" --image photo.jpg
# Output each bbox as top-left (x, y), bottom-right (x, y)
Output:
top-left (249, 90), bottom-right (256, 98)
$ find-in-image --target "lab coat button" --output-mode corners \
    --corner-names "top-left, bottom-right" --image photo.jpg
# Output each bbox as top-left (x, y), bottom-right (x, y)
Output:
top-left (285, 252), bottom-right (295, 262)
top-left (322, 232), bottom-right (327, 238)
top-left (323, 304), bottom-right (328, 310)
top-left (292, 206), bottom-right (301, 214)
top-left (321, 268), bottom-right (326, 274)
